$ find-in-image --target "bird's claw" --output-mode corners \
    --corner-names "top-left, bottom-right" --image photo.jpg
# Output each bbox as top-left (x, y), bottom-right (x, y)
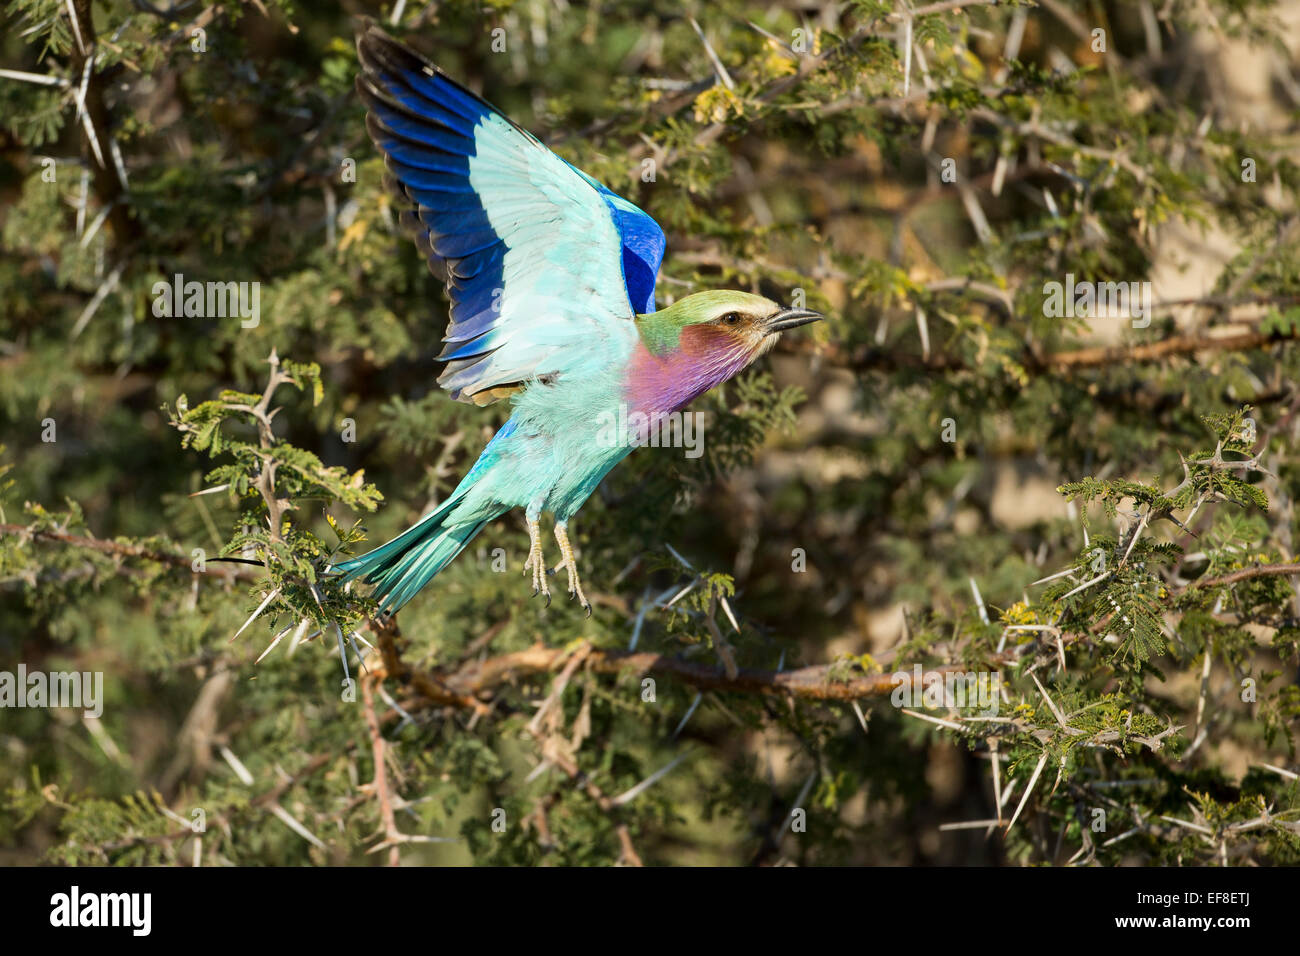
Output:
top-left (527, 520), bottom-right (590, 615)
top-left (551, 555), bottom-right (590, 616)
top-left (527, 569), bottom-right (550, 604)
top-left (566, 586), bottom-right (592, 616)
top-left (524, 520), bottom-right (550, 604)
top-left (549, 523), bottom-right (592, 617)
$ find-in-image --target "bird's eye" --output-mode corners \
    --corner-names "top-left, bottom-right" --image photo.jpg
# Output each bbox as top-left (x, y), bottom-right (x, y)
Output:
top-left (720, 312), bottom-right (742, 326)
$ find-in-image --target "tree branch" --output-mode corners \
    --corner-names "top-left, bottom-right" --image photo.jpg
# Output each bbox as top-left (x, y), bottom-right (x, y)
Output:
top-left (67, 0), bottom-right (141, 247)
top-left (0, 522), bottom-right (261, 583)
top-left (400, 643), bottom-right (972, 710)
top-left (779, 306), bottom-right (1300, 375)
top-left (1189, 562), bottom-right (1300, 590)
top-left (1042, 326), bottom-right (1296, 371)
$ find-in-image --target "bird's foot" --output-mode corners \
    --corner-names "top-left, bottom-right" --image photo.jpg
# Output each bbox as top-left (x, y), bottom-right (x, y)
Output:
top-left (552, 522), bottom-right (591, 617)
top-left (523, 516), bottom-right (550, 606)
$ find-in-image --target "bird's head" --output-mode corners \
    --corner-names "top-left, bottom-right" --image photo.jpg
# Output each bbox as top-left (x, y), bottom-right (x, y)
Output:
top-left (638, 289), bottom-right (822, 362)
top-left (630, 290), bottom-right (822, 412)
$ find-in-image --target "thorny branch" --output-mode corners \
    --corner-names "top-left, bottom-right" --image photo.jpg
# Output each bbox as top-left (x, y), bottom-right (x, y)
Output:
top-left (67, 0), bottom-right (141, 248)
top-left (0, 522), bottom-right (261, 583)
top-left (774, 295), bottom-right (1300, 375)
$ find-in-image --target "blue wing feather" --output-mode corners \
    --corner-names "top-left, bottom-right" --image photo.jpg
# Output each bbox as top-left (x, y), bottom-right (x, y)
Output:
top-left (583, 177), bottom-right (666, 315)
top-left (356, 25), bottom-right (664, 402)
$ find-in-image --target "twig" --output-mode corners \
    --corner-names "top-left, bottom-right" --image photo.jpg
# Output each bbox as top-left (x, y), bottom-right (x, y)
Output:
top-left (361, 674), bottom-right (401, 865)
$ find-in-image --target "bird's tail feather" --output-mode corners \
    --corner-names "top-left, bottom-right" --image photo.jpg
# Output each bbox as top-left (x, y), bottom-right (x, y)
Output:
top-left (333, 496), bottom-right (497, 615)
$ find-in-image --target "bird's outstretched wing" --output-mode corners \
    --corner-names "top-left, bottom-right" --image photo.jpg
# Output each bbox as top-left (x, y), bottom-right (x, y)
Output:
top-left (355, 24), bottom-right (666, 405)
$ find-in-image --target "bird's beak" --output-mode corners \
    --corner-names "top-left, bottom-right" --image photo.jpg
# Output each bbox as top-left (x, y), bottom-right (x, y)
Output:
top-left (764, 307), bottom-right (824, 335)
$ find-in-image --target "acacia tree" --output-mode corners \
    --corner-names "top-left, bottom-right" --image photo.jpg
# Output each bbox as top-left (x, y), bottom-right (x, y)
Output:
top-left (2, 0), bottom-right (1299, 866)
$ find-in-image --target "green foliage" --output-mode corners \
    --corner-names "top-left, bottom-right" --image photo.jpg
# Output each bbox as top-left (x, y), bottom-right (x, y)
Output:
top-left (3, 0), bottom-right (1300, 867)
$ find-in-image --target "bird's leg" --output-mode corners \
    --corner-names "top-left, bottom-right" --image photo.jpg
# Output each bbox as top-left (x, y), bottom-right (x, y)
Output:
top-left (523, 515), bottom-right (550, 605)
top-left (551, 521), bottom-right (591, 616)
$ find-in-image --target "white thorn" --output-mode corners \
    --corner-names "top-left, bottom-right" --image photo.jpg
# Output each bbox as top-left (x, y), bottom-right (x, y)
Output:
top-left (230, 586), bottom-right (282, 642)
top-left (1005, 752), bottom-right (1049, 836)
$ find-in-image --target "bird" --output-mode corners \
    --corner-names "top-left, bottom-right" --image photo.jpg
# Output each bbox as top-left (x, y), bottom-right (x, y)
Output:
top-left (335, 23), bottom-right (822, 617)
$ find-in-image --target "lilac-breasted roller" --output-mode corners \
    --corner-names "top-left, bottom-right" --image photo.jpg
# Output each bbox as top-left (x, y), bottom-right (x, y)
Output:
top-left (336, 25), bottom-right (822, 616)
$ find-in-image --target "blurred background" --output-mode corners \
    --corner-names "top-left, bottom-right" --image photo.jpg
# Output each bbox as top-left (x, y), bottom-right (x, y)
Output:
top-left (2, 0), bottom-right (1299, 866)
